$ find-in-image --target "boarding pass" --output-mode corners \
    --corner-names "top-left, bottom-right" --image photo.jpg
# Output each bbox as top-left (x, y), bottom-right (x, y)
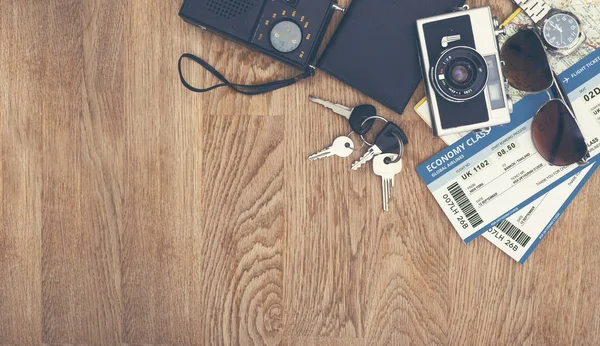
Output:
top-left (416, 100), bottom-right (597, 262)
top-left (416, 48), bottom-right (600, 243)
top-left (485, 165), bottom-right (595, 262)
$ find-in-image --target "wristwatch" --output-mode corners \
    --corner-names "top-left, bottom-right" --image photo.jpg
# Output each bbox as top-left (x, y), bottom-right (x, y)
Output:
top-left (513, 0), bottom-right (586, 55)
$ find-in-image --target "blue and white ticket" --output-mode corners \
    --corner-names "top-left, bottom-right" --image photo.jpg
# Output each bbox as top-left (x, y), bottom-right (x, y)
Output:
top-left (484, 165), bottom-right (595, 263)
top-left (417, 48), bottom-right (600, 243)
top-left (416, 101), bottom-right (597, 262)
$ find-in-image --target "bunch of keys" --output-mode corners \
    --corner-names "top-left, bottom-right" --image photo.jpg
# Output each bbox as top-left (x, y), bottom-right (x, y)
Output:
top-left (357, 122), bottom-right (406, 211)
top-left (351, 120), bottom-right (407, 170)
top-left (307, 96), bottom-right (376, 160)
top-left (373, 146), bottom-right (404, 211)
top-left (307, 96), bottom-right (408, 211)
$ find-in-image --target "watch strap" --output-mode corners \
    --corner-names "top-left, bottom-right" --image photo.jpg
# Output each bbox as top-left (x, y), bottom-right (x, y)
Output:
top-left (514, 0), bottom-right (551, 23)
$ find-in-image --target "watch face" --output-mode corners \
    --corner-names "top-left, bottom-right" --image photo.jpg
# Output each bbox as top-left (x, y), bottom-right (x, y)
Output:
top-left (270, 20), bottom-right (302, 53)
top-left (542, 13), bottom-right (580, 49)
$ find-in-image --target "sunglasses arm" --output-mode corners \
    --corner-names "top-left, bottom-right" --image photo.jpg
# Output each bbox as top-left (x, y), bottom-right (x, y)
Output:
top-left (551, 72), bottom-right (575, 114)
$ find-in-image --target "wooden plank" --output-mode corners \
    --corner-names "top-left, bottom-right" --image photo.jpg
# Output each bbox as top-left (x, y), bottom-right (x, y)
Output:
top-left (199, 114), bottom-right (285, 345)
top-left (38, 0), bottom-right (85, 341)
top-left (78, 0), bottom-right (125, 342)
top-left (571, 173), bottom-right (600, 344)
top-left (37, 0), bottom-right (122, 342)
top-left (121, 0), bottom-right (203, 342)
top-left (0, 0), bottom-right (43, 342)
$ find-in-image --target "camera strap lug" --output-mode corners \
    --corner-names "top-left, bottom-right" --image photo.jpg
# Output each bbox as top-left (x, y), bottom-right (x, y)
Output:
top-left (332, 4), bottom-right (346, 13)
top-left (452, 5), bottom-right (470, 12)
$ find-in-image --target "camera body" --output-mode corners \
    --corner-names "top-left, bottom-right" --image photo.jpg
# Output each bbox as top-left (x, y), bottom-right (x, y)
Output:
top-left (179, 0), bottom-right (338, 70)
top-left (417, 6), bottom-right (512, 136)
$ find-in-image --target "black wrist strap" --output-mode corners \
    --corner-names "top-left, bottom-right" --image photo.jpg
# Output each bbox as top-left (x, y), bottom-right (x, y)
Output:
top-left (178, 53), bottom-right (315, 95)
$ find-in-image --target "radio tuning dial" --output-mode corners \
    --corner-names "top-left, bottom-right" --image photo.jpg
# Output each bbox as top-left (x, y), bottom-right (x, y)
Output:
top-left (270, 20), bottom-right (303, 53)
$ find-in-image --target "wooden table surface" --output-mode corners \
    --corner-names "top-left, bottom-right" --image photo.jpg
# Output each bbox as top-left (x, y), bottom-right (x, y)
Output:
top-left (1, 0), bottom-right (599, 344)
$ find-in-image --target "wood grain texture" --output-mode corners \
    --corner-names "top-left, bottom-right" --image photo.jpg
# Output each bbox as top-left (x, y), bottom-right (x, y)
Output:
top-left (36, 0), bottom-right (122, 343)
top-left (0, 1), bottom-right (43, 343)
top-left (0, 0), bottom-right (599, 344)
top-left (121, 0), bottom-right (203, 343)
top-left (201, 115), bottom-right (285, 345)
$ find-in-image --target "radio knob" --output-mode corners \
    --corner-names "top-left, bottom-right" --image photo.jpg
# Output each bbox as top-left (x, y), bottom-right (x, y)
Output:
top-left (270, 20), bottom-right (303, 53)
top-left (492, 17), bottom-right (499, 28)
top-left (495, 27), bottom-right (507, 36)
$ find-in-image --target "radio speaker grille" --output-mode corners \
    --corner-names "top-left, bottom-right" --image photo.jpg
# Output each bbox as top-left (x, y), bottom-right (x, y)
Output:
top-left (206, 0), bottom-right (255, 20)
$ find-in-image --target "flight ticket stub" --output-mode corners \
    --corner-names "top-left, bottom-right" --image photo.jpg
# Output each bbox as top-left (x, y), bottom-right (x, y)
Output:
top-left (417, 48), bottom-right (600, 243)
top-left (416, 101), bottom-right (597, 262)
top-left (485, 165), bottom-right (595, 263)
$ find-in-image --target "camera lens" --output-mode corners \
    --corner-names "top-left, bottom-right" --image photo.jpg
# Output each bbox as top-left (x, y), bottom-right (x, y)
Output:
top-left (451, 65), bottom-right (469, 84)
top-left (431, 46), bottom-right (488, 102)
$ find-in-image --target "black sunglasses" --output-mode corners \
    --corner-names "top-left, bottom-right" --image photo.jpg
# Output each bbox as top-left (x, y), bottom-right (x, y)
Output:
top-left (500, 28), bottom-right (590, 167)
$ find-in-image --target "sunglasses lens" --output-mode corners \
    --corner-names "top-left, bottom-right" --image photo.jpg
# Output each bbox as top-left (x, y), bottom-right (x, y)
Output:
top-left (531, 100), bottom-right (588, 166)
top-left (501, 29), bottom-right (553, 92)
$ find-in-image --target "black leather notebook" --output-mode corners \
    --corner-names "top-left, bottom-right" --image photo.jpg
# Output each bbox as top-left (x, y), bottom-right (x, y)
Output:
top-left (317, 0), bottom-right (465, 114)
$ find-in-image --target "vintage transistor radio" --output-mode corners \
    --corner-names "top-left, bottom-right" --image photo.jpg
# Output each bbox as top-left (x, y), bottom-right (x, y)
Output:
top-left (179, 0), bottom-right (341, 70)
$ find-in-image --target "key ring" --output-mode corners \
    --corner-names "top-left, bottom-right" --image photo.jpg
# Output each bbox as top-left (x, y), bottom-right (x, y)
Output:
top-left (386, 132), bottom-right (405, 164)
top-left (346, 131), bottom-right (365, 150)
top-left (359, 115), bottom-right (388, 146)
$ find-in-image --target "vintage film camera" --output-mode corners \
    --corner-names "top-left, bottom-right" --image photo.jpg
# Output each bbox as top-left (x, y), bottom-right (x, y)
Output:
top-left (417, 6), bottom-right (513, 136)
top-left (179, 0), bottom-right (341, 70)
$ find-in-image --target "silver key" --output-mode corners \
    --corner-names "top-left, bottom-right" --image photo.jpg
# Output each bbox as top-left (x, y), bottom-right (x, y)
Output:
top-left (309, 95), bottom-right (353, 119)
top-left (373, 154), bottom-right (403, 211)
top-left (308, 136), bottom-right (355, 161)
top-left (351, 145), bottom-right (382, 170)
top-left (350, 122), bottom-right (403, 170)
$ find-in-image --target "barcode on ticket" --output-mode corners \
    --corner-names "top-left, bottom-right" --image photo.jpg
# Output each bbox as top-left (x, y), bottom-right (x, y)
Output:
top-left (495, 219), bottom-right (531, 247)
top-left (447, 182), bottom-right (483, 227)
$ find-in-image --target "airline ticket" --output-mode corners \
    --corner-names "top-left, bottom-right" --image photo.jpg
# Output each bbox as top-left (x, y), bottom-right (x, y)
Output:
top-left (416, 48), bottom-right (600, 243)
top-left (485, 166), bottom-right (595, 263)
top-left (417, 99), bottom-right (596, 262)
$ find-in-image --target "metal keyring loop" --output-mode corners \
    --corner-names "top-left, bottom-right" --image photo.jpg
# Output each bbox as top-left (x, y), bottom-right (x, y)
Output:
top-left (386, 132), bottom-right (405, 164)
top-left (346, 131), bottom-right (365, 150)
top-left (359, 116), bottom-right (389, 146)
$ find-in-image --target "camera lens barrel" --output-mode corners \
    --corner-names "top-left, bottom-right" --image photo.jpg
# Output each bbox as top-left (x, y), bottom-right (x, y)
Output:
top-left (431, 46), bottom-right (489, 102)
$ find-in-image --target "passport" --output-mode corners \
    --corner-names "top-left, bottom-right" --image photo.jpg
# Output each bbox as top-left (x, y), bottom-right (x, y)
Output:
top-left (317, 0), bottom-right (465, 114)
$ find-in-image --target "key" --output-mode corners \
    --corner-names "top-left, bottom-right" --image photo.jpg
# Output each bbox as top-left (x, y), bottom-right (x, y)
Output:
top-left (373, 154), bottom-right (403, 211)
top-left (308, 136), bottom-right (354, 161)
top-left (309, 96), bottom-right (376, 135)
top-left (351, 122), bottom-right (408, 170)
